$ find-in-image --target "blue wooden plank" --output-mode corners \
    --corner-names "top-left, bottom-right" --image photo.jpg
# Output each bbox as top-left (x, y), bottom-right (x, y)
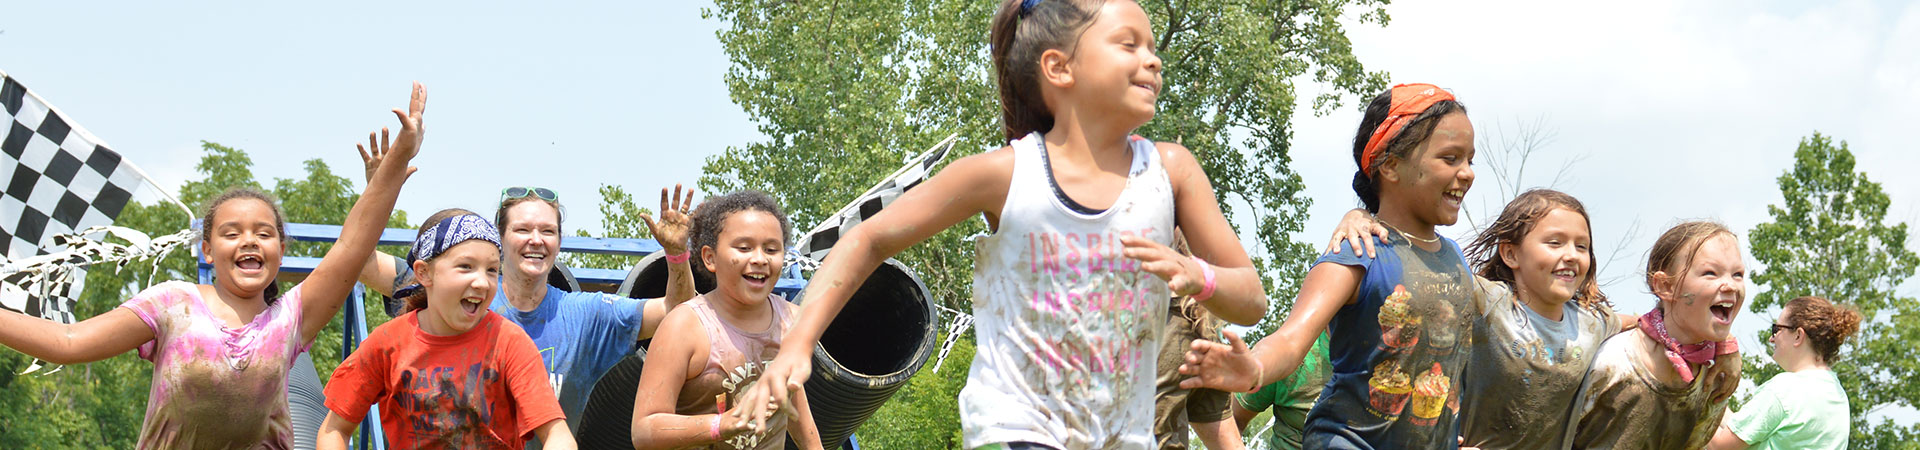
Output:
top-left (280, 223), bottom-right (664, 256)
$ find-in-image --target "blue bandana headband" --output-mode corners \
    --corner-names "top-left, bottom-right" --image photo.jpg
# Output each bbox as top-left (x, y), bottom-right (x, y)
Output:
top-left (1020, 0), bottom-right (1042, 15)
top-left (392, 214), bottom-right (502, 299)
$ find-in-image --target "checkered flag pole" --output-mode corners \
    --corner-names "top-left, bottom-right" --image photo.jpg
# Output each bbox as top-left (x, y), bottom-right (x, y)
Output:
top-left (789, 133), bottom-right (958, 267)
top-left (1, 70), bottom-right (195, 333)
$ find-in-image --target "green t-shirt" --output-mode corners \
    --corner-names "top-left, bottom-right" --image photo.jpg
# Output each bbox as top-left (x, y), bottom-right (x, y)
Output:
top-left (1234, 332), bottom-right (1331, 450)
top-left (1727, 369), bottom-right (1851, 450)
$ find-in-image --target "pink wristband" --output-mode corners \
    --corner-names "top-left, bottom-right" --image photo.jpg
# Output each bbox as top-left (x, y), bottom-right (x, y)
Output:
top-left (709, 415), bottom-right (721, 441)
top-left (666, 251), bottom-right (691, 264)
top-left (1192, 256), bottom-right (1217, 301)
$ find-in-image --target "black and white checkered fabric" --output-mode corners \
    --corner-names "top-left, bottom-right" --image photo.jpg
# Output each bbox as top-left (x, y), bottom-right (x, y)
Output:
top-left (0, 73), bottom-right (140, 326)
top-left (791, 134), bottom-right (957, 265)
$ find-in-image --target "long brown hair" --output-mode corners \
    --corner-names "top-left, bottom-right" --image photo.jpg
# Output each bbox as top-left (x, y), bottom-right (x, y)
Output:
top-left (1465, 189), bottom-right (1608, 309)
top-left (989, 0), bottom-right (1111, 141)
top-left (1782, 296), bottom-right (1863, 364)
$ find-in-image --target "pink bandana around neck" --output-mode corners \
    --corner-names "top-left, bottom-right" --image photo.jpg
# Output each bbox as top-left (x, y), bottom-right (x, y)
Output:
top-left (1637, 306), bottom-right (1732, 383)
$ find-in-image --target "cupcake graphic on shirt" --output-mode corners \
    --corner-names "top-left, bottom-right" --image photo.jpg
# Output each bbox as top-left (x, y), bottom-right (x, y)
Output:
top-left (1366, 360), bottom-right (1413, 417)
top-left (1378, 285), bottom-right (1420, 348)
top-left (1410, 363), bottom-right (1451, 426)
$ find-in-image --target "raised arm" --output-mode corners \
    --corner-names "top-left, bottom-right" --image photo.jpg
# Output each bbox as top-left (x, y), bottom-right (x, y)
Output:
top-left (1152, 142), bottom-right (1265, 325)
top-left (0, 306), bottom-right (153, 365)
top-left (300, 82), bottom-right (426, 342)
top-left (352, 134), bottom-right (408, 298)
top-left (739, 148), bottom-right (1014, 430)
top-left (1180, 261), bottom-right (1361, 392)
top-left (638, 184), bottom-right (697, 341)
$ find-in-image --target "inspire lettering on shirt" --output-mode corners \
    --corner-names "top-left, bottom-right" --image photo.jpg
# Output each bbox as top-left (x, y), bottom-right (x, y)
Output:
top-left (1016, 227), bottom-right (1160, 379)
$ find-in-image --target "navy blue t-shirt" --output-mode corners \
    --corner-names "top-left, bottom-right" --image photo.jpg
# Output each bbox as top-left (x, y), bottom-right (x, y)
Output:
top-left (1303, 233), bottom-right (1481, 449)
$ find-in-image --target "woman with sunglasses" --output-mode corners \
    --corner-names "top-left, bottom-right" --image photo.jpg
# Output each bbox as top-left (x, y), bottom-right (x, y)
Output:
top-left (1707, 296), bottom-right (1860, 450)
top-left (355, 143), bottom-right (702, 439)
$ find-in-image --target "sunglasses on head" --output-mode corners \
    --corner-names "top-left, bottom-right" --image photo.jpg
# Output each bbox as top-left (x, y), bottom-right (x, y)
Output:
top-left (501, 186), bottom-right (558, 203)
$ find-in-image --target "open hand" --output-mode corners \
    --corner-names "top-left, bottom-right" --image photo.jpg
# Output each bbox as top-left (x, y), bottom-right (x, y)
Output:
top-left (1121, 235), bottom-right (1205, 297)
top-left (359, 82), bottom-right (427, 181)
top-left (1326, 208), bottom-right (1387, 258)
top-left (641, 184), bottom-right (696, 256)
top-left (1177, 331), bottom-right (1263, 393)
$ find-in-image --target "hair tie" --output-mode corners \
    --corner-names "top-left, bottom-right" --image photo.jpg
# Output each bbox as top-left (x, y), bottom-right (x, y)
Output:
top-left (1020, 0), bottom-right (1042, 15)
top-left (1359, 83), bottom-right (1457, 179)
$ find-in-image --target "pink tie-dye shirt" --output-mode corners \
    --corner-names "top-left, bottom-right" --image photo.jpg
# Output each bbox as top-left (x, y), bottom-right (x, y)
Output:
top-left (121, 281), bottom-right (310, 450)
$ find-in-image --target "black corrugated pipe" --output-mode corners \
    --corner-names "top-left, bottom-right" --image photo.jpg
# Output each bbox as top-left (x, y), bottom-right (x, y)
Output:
top-left (576, 252), bottom-right (717, 450)
top-left (789, 258), bottom-right (937, 449)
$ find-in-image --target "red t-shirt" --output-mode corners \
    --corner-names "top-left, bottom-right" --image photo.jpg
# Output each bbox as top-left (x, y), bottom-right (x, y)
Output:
top-left (324, 311), bottom-right (564, 449)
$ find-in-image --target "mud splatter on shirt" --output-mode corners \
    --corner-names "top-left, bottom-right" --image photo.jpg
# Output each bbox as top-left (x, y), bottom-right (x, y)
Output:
top-left (323, 312), bottom-right (564, 449)
top-left (121, 281), bottom-right (308, 450)
top-left (963, 132), bottom-right (1175, 449)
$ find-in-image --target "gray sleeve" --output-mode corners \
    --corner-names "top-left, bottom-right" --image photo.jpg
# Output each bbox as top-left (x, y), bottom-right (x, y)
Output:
top-left (390, 254), bottom-right (414, 292)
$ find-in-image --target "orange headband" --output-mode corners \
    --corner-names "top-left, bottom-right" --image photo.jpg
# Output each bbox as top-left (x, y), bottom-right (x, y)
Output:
top-left (1360, 83), bottom-right (1456, 179)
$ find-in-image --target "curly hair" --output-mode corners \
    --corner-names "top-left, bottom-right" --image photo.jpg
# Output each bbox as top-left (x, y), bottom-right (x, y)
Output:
top-left (1349, 90), bottom-right (1468, 213)
top-left (1465, 189), bottom-right (1609, 309)
top-left (1783, 296), bottom-right (1863, 365)
top-left (201, 187), bottom-right (288, 303)
top-left (688, 190), bottom-right (791, 283)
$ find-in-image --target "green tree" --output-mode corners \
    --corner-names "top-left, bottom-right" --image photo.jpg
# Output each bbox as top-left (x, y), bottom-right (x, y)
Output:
top-left (568, 184), bottom-right (655, 271)
top-left (701, 0), bottom-right (1391, 444)
top-left (0, 141), bottom-right (407, 447)
top-left (1746, 132), bottom-right (1920, 448)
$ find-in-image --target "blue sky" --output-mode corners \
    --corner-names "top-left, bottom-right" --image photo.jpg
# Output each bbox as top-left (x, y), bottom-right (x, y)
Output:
top-left (6, 0), bottom-right (1918, 422)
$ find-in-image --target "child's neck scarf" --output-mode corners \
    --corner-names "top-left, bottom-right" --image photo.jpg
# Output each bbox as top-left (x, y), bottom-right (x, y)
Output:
top-left (1637, 306), bottom-right (1736, 383)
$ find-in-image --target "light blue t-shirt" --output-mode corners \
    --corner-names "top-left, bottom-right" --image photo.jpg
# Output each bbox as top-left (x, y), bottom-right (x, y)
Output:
top-left (490, 285), bottom-right (647, 430)
top-left (1727, 369), bottom-right (1851, 450)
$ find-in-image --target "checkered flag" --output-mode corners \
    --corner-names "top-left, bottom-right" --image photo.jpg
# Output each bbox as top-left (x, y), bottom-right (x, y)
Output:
top-left (0, 70), bottom-right (174, 326)
top-left (791, 133), bottom-right (958, 266)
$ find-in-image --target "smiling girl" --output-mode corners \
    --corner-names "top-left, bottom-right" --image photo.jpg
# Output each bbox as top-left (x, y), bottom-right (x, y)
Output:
top-left (0, 83), bottom-right (426, 449)
top-left (1565, 221), bottom-right (1746, 449)
top-left (318, 213), bottom-right (573, 449)
top-left (1178, 83), bottom-right (1478, 448)
top-left (737, 0), bottom-right (1270, 447)
top-left (629, 191), bottom-right (822, 450)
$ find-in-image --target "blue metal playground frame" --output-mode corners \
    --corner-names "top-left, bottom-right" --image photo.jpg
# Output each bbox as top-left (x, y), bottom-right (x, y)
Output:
top-left (193, 222), bottom-right (845, 450)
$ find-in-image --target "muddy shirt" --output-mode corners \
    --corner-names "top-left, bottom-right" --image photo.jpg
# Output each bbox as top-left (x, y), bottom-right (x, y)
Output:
top-left (1459, 279), bottom-right (1620, 450)
top-left (122, 281), bottom-right (310, 450)
top-left (1236, 332), bottom-right (1330, 450)
top-left (1564, 331), bottom-right (1725, 450)
top-left (963, 132), bottom-right (1175, 449)
top-left (671, 294), bottom-right (796, 450)
top-left (324, 312), bottom-right (564, 449)
top-left (1304, 233), bottom-right (1480, 449)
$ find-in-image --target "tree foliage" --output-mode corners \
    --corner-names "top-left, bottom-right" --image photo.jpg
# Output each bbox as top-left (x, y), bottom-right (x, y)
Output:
top-left (0, 141), bottom-right (406, 447)
top-left (1745, 132), bottom-right (1920, 448)
top-left (567, 184), bottom-right (656, 272)
top-left (700, 0), bottom-right (1392, 443)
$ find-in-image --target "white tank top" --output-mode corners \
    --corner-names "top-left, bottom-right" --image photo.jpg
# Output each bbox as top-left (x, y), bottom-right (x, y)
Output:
top-left (962, 132), bottom-right (1176, 449)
